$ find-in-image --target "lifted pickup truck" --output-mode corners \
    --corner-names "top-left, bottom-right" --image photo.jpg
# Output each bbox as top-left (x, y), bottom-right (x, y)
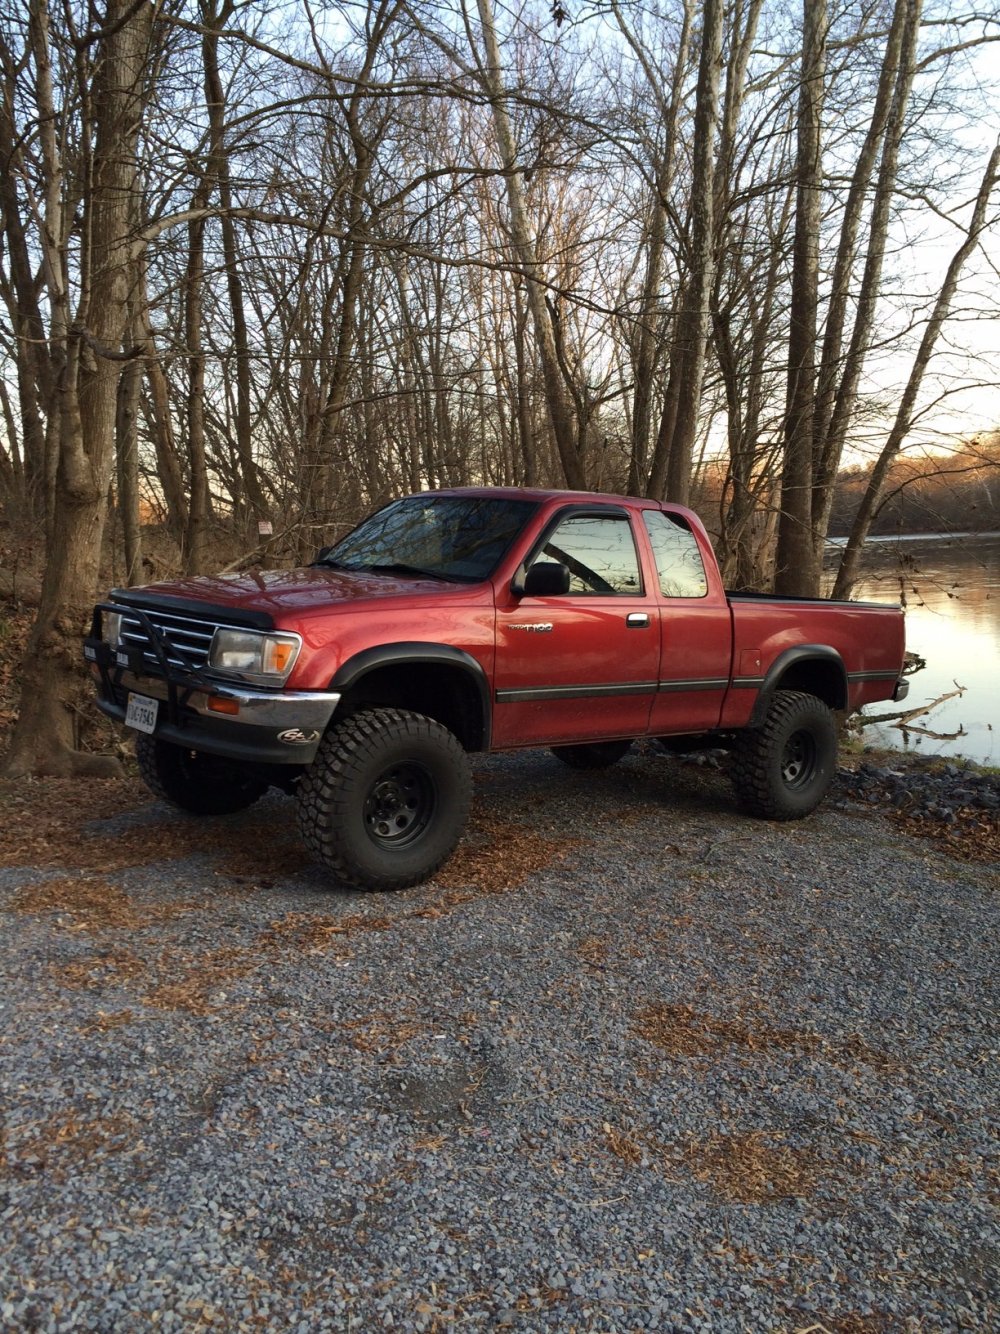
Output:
top-left (86, 488), bottom-right (908, 890)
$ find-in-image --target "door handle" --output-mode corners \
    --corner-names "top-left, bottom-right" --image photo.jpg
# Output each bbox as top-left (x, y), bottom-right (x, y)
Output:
top-left (626, 613), bottom-right (650, 628)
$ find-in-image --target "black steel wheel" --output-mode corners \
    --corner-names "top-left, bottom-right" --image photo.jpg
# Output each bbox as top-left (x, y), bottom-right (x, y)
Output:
top-left (730, 690), bottom-right (838, 820)
top-left (364, 761), bottom-right (435, 848)
top-left (779, 729), bottom-right (818, 791)
top-left (550, 739), bottom-right (633, 770)
top-left (297, 708), bottom-right (471, 892)
top-left (135, 734), bottom-right (268, 815)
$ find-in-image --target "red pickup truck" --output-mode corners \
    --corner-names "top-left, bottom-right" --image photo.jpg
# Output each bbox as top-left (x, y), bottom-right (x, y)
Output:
top-left (86, 488), bottom-right (907, 890)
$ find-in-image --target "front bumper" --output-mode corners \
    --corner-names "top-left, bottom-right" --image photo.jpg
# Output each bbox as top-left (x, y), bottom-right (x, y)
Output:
top-left (86, 632), bottom-right (339, 765)
top-left (893, 677), bottom-right (910, 703)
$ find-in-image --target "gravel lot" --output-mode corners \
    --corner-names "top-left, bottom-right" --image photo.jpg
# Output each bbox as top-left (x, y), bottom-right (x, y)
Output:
top-left (1, 749), bottom-right (997, 1332)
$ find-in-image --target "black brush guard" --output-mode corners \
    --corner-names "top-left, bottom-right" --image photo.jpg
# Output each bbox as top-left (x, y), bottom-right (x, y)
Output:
top-left (84, 601), bottom-right (219, 726)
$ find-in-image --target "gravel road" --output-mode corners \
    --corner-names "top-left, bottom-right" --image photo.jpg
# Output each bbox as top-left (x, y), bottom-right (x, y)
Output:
top-left (1, 749), bottom-right (997, 1332)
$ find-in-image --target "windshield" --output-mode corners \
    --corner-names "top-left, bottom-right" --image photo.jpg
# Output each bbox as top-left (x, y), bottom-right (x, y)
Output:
top-left (322, 495), bottom-right (537, 583)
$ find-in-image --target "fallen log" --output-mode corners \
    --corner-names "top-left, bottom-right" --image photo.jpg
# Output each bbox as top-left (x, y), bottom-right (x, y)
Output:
top-left (853, 683), bottom-right (966, 730)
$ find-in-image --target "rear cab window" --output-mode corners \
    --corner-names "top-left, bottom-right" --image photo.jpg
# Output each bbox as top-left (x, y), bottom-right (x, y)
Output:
top-left (643, 510), bottom-right (709, 598)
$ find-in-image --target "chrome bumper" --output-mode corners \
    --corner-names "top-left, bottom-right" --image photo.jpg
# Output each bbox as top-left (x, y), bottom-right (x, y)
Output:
top-left (118, 670), bottom-right (340, 725)
top-left (99, 670), bottom-right (341, 764)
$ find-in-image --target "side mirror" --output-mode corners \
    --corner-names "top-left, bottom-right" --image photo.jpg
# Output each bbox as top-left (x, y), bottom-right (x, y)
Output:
top-left (520, 561), bottom-right (570, 597)
top-left (314, 545), bottom-right (333, 564)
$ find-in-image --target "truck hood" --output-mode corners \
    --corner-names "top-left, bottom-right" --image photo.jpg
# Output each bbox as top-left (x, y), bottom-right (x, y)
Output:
top-left (114, 565), bottom-right (474, 618)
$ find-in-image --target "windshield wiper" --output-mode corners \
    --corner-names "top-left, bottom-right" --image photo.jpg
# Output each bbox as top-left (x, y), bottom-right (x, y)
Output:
top-left (365, 562), bottom-right (453, 582)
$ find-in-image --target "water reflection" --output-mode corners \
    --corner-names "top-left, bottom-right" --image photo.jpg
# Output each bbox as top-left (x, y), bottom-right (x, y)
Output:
top-left (824, 534), bottom-right (999, 765)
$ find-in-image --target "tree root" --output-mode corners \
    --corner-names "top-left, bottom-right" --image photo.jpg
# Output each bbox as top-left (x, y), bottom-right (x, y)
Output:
top-left (2, 740), bottom-right (123, 780)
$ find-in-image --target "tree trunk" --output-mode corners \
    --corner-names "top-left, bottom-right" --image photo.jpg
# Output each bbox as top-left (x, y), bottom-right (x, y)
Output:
top-left (137, 254), bottom-right (188, 550)
top-left (201, 0), bottom-right (268, 529)
top-left (614, 0), bottom-right (694, 495)
top-left (306, 2), bottom-right (402, 550)
top-left (184, 213), bottom-right (212, 574)
top-left (810, 0), bottom-right (920, 561)
top-left (662, 0), bottom-right (724, 505)
top-left (626, 190), bottom-right (668, 496)
top-left (0, 3), bottom-right (65, 521)
top-left (3, 0), bottom-right (153, 778)
top-left (811, 0), bottom-right (910, 463)
top-left (475, 0), bottom-right (584, 489)
top-left (513, 282), bottom-right (537, 487)
top-left (0, 378), bottom-right (21, 496)
top-left (646, 344), bottom-right (683, 500)
top-left (832, 140), bottom-right (1000, 599)
top-left (115, 284), bottom-right (143, 587)
top-left (774, 0), bottom-right (827, 595)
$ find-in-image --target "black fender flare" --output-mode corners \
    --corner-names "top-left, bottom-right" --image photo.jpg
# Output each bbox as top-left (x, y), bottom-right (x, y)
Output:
top-left (330, 642), bottom-right (492, 750)
top-left (749, 645), bottom-right (848, 727)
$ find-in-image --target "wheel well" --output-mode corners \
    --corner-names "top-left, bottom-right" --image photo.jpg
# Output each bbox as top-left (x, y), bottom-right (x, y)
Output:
top-left (337, 663), bottom-right (487, 751)
top-left (770, 659), bottom-right (846, 711)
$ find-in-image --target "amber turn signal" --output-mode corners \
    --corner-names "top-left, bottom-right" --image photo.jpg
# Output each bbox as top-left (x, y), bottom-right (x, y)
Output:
top-left (270, 640), bottom-right (296, 674)
top-left (207, 696), bottom-right (240, 716)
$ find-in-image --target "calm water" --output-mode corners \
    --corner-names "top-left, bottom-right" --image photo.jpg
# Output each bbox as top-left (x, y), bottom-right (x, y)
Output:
top-left (824, 533), bottom-right (1000, 765)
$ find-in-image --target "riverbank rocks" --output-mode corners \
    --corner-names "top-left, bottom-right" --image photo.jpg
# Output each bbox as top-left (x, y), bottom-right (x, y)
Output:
top-left (835, 759), bottom-right (1000, 822)
top-left (674, 746), bottom-right (1000, 827)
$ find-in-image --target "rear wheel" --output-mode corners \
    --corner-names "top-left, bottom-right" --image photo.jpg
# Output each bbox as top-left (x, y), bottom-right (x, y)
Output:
top-left (297, 708), bottom-right (472, 892)
top-left (550, 740), bottom-right (633, 770)
top-left (731, 690), bottom-right (838, 820)
top-left (135, 735), bottom-right (268, 815)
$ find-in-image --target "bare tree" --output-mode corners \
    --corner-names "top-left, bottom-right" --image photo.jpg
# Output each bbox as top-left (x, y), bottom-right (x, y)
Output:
top-left (832, 139), bottom-right (1000, 597)
top-left (4, 0), bottom-right (154, 777)
top-left (612, 2), bottom-right (694, 496)
top-left (470, 0), bottom-right (585, 488)
top-left (774, 0), bottom-right (827, 595)
top-left (651, 0), bottom-right (724, 505)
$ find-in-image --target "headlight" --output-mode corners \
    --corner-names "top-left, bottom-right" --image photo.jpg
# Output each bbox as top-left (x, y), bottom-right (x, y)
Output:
top-left (102, 611), bottom-right (122, 646)
top-left (208, 629), bottom-right (301, 684)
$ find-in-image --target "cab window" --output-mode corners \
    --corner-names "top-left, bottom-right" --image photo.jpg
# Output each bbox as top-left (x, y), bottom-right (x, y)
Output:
top-left (535, 515), bottom-right (643, 595)
top-left (643, 511), bottom-right (708, 598)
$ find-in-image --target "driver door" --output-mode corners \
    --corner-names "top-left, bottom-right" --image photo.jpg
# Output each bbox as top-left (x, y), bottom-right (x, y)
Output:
top-left (492, 509), bottom-right (660, 747)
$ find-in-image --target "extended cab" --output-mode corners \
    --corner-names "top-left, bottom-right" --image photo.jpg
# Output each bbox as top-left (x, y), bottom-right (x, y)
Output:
top-left (85, 488), bottom-right (908, 890)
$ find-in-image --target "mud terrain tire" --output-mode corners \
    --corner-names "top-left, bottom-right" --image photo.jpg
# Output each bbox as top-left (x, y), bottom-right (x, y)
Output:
top-left (731, 690), bottom-right (838, 820)
top-left (297, 708), bottom-right (472, 892)
top-left (136, 735), bottom-right (268, 815)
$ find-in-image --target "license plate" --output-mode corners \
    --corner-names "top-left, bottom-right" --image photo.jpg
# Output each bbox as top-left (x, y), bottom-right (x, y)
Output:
top-left (125, 693), bottom-right (158, 734)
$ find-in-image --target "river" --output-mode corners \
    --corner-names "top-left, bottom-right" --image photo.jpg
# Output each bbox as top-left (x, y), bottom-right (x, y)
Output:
top-left (824, 532), bottom-right (1000, 766)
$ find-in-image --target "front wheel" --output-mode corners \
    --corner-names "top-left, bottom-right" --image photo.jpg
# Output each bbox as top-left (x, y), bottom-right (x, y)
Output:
top-left (730, 691), bottom-right (838, 820)
top-left (296, 708), bottom-right (472, 892)
top-left (135, 735), bottom-right (269, 815)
